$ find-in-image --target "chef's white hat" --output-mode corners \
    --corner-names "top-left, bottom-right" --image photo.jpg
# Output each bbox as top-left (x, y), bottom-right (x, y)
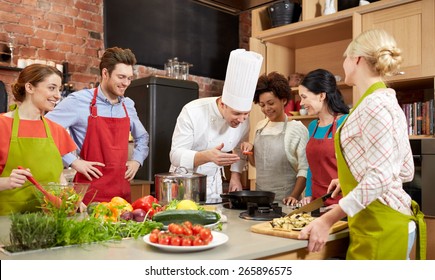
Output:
top-left (222, 49), bottom-right (263, 112)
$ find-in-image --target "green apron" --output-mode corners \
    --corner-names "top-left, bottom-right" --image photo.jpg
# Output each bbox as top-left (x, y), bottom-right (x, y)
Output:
top-left (0, 109), bottom-right (63, 215)
top-left (334, 82), bottom-right (426, 260)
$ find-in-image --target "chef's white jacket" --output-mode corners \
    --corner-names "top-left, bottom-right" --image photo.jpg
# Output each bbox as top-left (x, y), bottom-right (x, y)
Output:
top-left (169, 97), bottom-right (249, 201)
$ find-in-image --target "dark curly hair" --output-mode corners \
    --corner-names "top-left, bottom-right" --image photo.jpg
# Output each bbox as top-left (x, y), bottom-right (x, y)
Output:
top-left (253, 72), bottom-right (291, 104)
top-left (300, 69), bottom-right (349, 115)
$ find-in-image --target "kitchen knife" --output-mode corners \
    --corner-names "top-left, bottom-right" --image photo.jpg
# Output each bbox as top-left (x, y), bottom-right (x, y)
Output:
top-left (285, 191), bottom-right (334, 217)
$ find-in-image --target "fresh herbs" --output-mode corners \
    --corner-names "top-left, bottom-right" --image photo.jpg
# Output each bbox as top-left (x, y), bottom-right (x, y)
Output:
top-left (5, 212), bottom-right (163, 253)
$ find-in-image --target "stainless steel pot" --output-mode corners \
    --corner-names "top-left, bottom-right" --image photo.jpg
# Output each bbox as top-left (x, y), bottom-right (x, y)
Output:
top-left (155, 167), bottom-right (207, 205)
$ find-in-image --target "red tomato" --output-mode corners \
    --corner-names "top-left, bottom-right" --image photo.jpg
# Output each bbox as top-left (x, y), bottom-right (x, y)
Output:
top-left (170, 236), bottom-right (182, 246)
top-left (149, 232), bottom-right (159, 243)
top-left (158, 234), bottom-right (171, 245)
top-left (181, 237), bottom-right (192, 246)
top-left (192, 225), bottom-right (203, 235)
top-left (183, 226), bottom-right (193, 236)
top-left (199, 228), bottom-right (212, 242)
top-left (183, 221), bottom-right (193, 230)
top-left (193, 236), bottom-right (205, 246)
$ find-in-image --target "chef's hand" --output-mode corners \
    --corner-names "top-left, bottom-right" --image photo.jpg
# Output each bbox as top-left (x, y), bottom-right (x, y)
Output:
top-left (228, 172), bottom-right (243, 192)
top-left (328, 178), bottom-right (342, 199)
top-left (125, 160), bottom-right (140, 181)
top-left (71, 159), bottom-right (104, 181)
top-left (299, 196), bottom-right (312, 206)
top-left (283, 196), bottom-right (299, 206)
top-left (208, 143), bottom-right (240, 167)
top-left (0, 168), bottom-right (31, 191)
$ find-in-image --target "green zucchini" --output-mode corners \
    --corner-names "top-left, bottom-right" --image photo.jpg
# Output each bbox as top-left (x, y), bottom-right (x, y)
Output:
top-left (152, 210), bottom-right (220, 226)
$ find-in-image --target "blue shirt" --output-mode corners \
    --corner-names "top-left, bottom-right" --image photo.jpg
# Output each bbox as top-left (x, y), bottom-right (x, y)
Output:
top-left (305, 115), bottom-right (347, 196)
top-left (45, 86), bottom-right (149, 167)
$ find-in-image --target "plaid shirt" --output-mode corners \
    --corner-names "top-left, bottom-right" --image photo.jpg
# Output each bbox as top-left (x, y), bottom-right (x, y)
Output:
top-left (339, 88), bottom-right (414, 217)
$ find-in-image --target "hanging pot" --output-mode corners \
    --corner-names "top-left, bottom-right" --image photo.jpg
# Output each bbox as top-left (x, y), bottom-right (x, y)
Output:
top-left (220, 190), bottom-right (275, 209)
top-left (155, 167), bottom-right (207, 205)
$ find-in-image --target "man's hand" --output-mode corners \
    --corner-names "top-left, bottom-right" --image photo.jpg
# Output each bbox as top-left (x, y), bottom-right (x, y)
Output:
top-left (198, 143), bottom-right (240, 167)
top-left (228, 172), bottom-right (243, 192)
top-left (71, 159), bottom-right (105, 181)
top-left (125, 160), bottom-right (140, 181)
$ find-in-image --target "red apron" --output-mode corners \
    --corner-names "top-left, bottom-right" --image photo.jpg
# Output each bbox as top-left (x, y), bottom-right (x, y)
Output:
top-left (75, 87), bottom-right (131, 204)
top-left (306, 116), bottom-right (342, 206)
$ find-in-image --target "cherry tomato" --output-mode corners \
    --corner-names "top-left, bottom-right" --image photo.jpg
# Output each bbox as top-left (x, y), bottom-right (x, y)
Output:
top-left (183, 226), bottom-right (193, 236)
top-left (158, 234), bottom-right (171, 245)
top-left (183, 221), bottom-right (193, 230)
top-left (192, 225), bottom-right (203, 235)
top-left (181, 237), bottom-right (192, 246)
top-left (149, 232), bottom-right (159, 243)
top-left (199, 228), bottom-right (212, 242)
top-left (193, 236), bottom-right (205, 246)
top-left (170, 236), bottom-right (182, 246)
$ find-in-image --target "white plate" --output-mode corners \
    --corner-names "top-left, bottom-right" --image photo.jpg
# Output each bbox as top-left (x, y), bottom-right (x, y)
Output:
top-left (143, 231), bottom-right (228, 252)
top-left (162, 221), bottom-right (219, 230)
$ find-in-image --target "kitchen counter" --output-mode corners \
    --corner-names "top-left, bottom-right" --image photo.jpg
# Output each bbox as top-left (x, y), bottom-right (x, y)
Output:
top-left (0, 205), bottom-right (349, 260)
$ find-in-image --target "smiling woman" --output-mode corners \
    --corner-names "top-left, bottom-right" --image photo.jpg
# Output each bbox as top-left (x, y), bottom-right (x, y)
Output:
top-left (0, 64), bottom-right (77, 215)
top-left (240, 72), bottom-right (309, 204)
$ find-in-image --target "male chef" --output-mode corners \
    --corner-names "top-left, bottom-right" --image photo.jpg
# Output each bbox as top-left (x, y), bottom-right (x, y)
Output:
top-left (169, 49), bottom-right (263, 203)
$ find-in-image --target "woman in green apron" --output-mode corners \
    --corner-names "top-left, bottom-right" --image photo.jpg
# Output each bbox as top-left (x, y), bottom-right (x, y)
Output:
top-left (298, 29), bottom-right (426, 260)
top-left (240, 72), bottom-right (309, 204)
top-left (0, 64), bottom-right (77, 215)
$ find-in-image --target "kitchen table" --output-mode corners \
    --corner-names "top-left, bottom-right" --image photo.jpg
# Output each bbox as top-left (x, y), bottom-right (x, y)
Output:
top-left (0, 204), bottom-right (349, 260)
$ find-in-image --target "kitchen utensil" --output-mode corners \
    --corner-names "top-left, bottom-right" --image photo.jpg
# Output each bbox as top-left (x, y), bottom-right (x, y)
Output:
top-left (155, 166), bottom-right (207, 205)
top-left (220, 190), bottom-right (275, 210)
top-left (17, 166), bottom-right (62, 208)
top-left (285, 191), bottom-right (333, 217)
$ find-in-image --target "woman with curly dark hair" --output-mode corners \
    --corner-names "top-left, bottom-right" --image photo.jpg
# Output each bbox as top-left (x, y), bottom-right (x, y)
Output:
top-left (241, 72), bottom-right (308, 204)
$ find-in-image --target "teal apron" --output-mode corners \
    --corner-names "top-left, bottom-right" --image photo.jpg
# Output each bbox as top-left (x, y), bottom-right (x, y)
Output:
top-left (335, 82), bottom-right (426, 260)
top-left (0, 109), bottom-right (63, 215)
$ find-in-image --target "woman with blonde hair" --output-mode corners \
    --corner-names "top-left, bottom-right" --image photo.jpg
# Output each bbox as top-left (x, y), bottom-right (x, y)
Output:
top-left (299, 29), bottom-right (426, 260)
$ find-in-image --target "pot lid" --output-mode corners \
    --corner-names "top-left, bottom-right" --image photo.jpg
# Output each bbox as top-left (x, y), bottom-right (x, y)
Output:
top-left (155, 166), bottom-right (206, 178)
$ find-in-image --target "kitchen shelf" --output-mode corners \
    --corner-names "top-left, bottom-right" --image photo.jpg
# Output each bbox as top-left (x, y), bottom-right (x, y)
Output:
top-left (0, 65), bottom-right (22, 71)
top-left (409, 135), bottom-right (435, 140)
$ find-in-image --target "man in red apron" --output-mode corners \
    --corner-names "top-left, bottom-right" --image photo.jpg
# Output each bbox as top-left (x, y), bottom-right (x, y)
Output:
top-left (46, 48), bottom-right (149, 204)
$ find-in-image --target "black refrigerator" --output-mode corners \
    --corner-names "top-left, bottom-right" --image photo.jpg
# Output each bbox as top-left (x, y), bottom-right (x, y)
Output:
top-left (125, 76), bottom-right (199, 194)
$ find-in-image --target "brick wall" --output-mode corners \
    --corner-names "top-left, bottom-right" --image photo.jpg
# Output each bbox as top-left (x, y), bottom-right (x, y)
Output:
top-left (0, 1), bottom-right (251, 105)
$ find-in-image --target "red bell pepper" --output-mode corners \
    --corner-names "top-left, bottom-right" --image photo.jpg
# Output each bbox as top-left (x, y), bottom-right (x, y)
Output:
top-left (131, 195), bottom-right (161, 218)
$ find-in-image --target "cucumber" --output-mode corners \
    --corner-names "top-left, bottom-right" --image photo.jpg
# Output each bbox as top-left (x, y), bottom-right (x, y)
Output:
top-left (152, 210), bottom-right (220, 226)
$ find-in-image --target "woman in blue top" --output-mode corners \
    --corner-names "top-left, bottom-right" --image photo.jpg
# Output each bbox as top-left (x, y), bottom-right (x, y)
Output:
top-left (297, 69), bottom-right (349, 207)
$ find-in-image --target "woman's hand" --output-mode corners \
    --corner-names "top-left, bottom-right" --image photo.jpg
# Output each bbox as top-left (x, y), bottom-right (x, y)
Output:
top-left (0, 168), bottom-right (31, 191)
top-left (228, 172), bottom-right (243, 192)
top-left (283, 196), bottom-right (298, 206)
top-left (240, 142), bottom-right (254, 155)
top-left (328, 178), bottom-right (342, 198)
top-left (299, 196), bottom-right (312, 206)
top-left (71, 159), bottom-right (105, 181)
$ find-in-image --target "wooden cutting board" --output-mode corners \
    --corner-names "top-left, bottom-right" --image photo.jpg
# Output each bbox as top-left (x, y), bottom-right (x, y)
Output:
top-left (250, 220), bottom-right (348, 239)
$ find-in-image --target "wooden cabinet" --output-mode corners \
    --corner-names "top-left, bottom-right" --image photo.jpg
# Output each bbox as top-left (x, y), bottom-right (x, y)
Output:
top-left (247, 0), bottom-right (435, 186)
top-left (361, 0), bottom-right (435, 81)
